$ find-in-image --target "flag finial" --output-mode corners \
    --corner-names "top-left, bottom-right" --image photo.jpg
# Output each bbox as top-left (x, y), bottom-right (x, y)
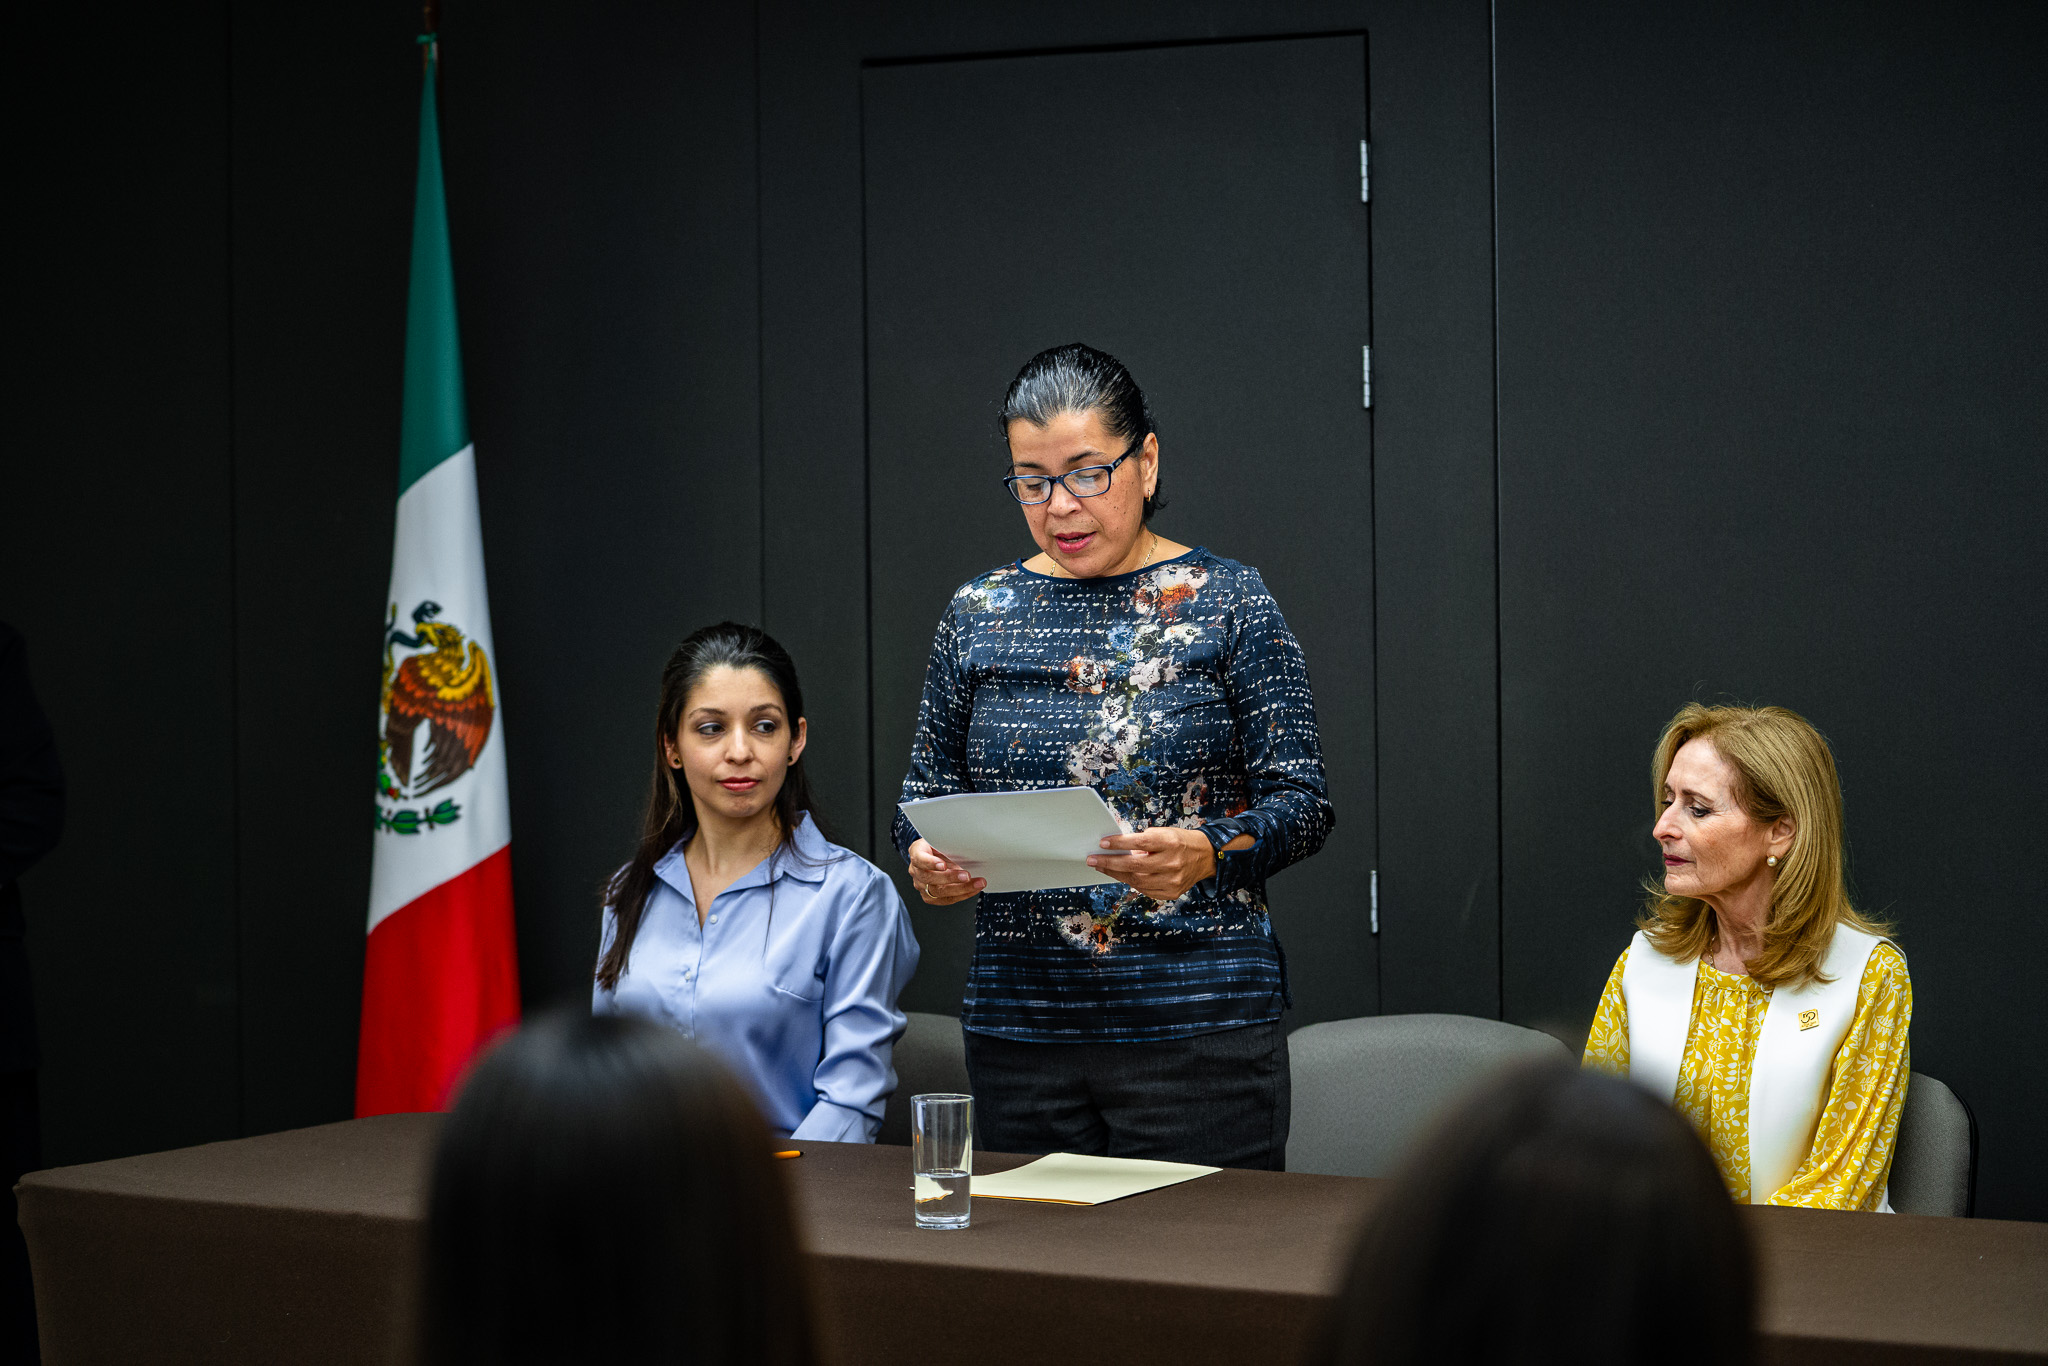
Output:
top-left (420, 0), bottom-right (438, 70)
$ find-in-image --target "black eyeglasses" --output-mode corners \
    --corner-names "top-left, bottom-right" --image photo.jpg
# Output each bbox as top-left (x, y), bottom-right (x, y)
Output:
top-left (1001, 440), bottom-right (1142, 505)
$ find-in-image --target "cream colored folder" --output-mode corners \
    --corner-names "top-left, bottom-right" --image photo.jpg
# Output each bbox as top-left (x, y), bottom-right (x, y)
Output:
top-left (969, 1152), bottom-right (1220, 1205)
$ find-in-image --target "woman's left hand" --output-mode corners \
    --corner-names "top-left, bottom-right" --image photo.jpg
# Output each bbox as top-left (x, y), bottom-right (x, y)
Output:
top-left (1086, 827), bottom-right (1219, 903)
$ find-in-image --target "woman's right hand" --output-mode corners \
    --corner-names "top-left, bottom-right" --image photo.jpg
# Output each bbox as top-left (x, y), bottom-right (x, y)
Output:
top-left (907, 839), bottom-right (984, 905)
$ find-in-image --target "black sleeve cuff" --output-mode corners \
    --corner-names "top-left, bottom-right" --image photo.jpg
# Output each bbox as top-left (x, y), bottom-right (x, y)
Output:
top-left (1201, 818), bottom-right (1263, 898)
top-left (1201, 818), bottom-right (1249, 851)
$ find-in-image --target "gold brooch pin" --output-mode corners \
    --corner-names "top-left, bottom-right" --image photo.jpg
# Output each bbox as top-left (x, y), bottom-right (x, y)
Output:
top-left (1798, 1009), bottom-right (1819, 1031)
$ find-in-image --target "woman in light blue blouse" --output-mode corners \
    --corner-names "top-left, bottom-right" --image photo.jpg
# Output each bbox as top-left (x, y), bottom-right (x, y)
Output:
top-left (594, 623), bottom-right (919, 1142)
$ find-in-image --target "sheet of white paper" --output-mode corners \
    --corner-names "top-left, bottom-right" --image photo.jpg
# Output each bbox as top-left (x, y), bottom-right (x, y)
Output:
top-left (969, 1152), bottom-right (1220, 1205)
top-left (898, 787), bottom-right (1131, 893)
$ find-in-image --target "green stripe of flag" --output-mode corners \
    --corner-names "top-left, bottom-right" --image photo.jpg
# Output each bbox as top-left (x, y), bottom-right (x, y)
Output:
top-left (399, 48), bottom-right (470, 497)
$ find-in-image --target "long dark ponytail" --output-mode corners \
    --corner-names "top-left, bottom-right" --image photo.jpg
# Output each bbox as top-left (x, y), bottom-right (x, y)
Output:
top-left (595, 623), bottom-right (822, 991)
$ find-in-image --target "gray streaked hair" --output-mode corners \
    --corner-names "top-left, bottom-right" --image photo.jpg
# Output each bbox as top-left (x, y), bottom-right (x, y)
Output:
top-left (999, 342), bottom-right (1164, 521)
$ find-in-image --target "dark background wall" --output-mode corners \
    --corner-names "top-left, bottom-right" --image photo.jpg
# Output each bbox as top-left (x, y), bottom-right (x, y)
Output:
top-left (1493, 0), bottom-right (2046, 1225)
top-left (7, 0), bottom-right (2042, 1218)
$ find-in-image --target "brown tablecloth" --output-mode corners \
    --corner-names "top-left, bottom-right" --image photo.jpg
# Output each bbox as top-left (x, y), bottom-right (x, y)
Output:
top-left (16, 1115), bottom-right (2048, 1364)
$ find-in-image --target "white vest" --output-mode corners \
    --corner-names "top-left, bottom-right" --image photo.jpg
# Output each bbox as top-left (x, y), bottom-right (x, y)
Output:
top-left (1622, 923), bottom-right (1893, 1209)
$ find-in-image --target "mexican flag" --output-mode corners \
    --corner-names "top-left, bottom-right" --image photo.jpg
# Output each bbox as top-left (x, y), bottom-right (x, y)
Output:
top-left (357, 34), bottom-right (520, 1117)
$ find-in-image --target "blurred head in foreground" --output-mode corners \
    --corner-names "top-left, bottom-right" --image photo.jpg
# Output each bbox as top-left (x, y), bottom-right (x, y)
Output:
top-left (421, 1010), bottom-right (816, 1366)
top-left (1317, 1061), bottom-right (1753, 1366)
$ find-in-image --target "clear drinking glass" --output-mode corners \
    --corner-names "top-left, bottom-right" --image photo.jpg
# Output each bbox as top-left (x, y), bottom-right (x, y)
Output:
top-left (911, 1093), bottom-right (973, 1230)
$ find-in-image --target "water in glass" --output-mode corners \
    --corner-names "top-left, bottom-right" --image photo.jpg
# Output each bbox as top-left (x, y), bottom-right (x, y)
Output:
top-left (912, 1093), bottom-right (973, 1230)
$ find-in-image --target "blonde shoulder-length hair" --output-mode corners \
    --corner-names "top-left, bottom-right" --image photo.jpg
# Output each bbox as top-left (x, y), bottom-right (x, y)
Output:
top-left (1638, 703), bottom-right (1889, 990)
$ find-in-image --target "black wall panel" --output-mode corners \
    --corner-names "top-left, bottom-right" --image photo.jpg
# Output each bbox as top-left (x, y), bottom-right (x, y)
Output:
top-left (228, 0), bottom-right (417, 1140)
top-left (860, 36), bottom-right (1379, 1020)
top-left (439, 0), bottom-right (763, 1013)
top-left (8, 2), bottom-right (241, 1163)
top-left (756, 0), bottom-right (880, 858)
top-left (1494, 1), bottom-right (2048, 1218)
top-left (760, 0), bottom-right (1500, 1023)
top-left (9, 0), bottom-right (762, 1163)
top-left (1354, 0), bottom-right (1499, 1018)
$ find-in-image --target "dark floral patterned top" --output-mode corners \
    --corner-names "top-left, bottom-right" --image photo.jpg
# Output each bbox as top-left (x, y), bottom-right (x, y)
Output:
top-left (891, 548), bottom-right (1333, 1042)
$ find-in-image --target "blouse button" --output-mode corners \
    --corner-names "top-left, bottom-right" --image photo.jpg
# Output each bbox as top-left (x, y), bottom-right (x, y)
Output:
top-left (709, 914), bottom-right (719, 924)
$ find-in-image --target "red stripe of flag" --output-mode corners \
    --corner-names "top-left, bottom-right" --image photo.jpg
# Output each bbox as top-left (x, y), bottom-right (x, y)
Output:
top-left (355, 846), bottom-right (521, 1116)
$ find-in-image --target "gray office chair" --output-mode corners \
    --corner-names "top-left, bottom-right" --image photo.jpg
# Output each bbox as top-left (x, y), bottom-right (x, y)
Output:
top-left (876, 1010), bottom-right (971, 1146)
top-left (1888, 1071), bottom-right (1977, 1217)
top-left (1287, 1014), bottom-right (1571, 1176)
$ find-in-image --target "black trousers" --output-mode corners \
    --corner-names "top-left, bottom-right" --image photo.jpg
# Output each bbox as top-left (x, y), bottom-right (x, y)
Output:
top-left (961, 1018), bottom-right (1290, 1170)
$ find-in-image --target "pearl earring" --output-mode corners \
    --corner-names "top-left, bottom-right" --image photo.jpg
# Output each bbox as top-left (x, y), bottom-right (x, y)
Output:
top-left (1766, 855), bottom-right (1779, 868)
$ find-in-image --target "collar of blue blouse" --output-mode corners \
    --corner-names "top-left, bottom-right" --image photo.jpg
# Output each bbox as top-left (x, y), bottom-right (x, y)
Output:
top-left (651, 810), bottom-right (838, 905)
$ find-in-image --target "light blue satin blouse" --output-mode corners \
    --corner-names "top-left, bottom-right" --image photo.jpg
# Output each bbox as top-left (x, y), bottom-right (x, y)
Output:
top-left (592, 814), bottom-right (920, 1142)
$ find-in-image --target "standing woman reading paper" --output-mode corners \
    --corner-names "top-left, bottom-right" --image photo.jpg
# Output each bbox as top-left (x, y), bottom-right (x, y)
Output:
top-left (595, 624), bottom-right (920, 1142)
top-left (897, 343), bottom-right (1333, 1169)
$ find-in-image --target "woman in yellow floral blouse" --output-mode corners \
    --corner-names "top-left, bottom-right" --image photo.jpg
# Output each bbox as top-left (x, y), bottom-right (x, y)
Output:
top-left (1583, 703), bottom-right (1910, 1210)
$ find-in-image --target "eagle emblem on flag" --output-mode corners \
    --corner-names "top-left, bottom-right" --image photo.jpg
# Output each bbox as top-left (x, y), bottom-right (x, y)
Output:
top-left (377, 600), bottom-right (495, 819)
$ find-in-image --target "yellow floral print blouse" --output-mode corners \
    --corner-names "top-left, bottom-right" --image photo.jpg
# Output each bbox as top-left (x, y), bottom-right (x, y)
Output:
top-left (1582, 941), bottom-right (1911, 1209)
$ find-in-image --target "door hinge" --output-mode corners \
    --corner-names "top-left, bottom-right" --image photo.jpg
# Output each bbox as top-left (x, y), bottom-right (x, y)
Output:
top-left (1370, 868), bottom-right (1379, 934)
top-left (1359, 140), bottom-right (1370, 203)
top-left (1361, 346), bottom-right (1372, 409)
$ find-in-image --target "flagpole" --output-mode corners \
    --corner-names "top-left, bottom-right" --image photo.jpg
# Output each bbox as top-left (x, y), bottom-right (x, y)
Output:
top-left (360, 0), bottom-right (519, 1118)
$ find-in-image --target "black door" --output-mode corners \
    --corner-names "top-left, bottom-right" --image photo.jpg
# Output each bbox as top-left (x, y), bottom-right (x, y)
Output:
top-left (862, 34), bottom-right (1376, 1024)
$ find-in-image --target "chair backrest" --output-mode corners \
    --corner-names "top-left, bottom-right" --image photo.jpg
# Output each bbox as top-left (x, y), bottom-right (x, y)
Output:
top-left (876, 1010), bottom-right (971, 1146)
top-left (1287, 1013), bottom-right (1572, 1177)
top-left (1888, 1071), bottom-right (1977, 1217)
